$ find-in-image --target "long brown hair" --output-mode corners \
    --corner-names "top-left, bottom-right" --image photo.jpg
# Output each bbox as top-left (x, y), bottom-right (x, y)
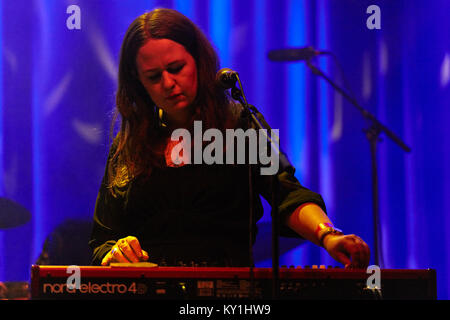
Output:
top-left (109, 8), bottom-right (237, 190)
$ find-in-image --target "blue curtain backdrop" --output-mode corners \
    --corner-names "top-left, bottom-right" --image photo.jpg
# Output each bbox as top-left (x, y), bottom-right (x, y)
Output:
top-left (0, 0), bottom-right (449, 299)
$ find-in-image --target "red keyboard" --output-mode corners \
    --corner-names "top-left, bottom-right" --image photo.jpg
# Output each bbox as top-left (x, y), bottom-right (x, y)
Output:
top-left (30, 264), bottom-right (436, 299)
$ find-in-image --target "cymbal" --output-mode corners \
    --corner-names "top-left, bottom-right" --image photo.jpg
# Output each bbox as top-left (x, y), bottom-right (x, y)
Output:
top-left (0, 197), bottom-right (31, 229)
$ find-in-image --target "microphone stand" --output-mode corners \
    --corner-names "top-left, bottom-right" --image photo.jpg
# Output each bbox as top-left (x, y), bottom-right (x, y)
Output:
top-left (305, 59), bottom-right (411, 267)
top-left (230, 74), bottom-right (294, 299)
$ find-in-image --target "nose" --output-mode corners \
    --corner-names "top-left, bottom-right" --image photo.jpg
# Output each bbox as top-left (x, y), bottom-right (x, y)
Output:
top-left (161, 71), bottom-right (176, 91)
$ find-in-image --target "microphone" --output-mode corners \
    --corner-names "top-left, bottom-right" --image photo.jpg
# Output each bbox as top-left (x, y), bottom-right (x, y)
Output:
top-left (216, 68), bottom-right (238, 89)
top-left (267, 46), bottom-right (325, 62)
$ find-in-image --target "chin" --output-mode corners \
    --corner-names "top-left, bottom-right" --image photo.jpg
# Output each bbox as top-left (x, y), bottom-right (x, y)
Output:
top-left (174, 100), bottom-right (195, 112)
top-left (164, 102), bottom-right (195, 121)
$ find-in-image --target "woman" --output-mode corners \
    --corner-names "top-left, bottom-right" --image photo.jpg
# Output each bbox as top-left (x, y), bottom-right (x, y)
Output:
top-left (89, 8), bottom-right (370, 268)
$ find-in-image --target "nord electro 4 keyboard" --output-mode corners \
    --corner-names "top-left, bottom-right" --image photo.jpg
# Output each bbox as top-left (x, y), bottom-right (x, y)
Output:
top-left (30, 264), bottom-right (436, 300)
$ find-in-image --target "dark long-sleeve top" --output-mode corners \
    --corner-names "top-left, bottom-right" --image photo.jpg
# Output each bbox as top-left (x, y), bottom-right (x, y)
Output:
top-left (89, 112), bottom-right (327, 267)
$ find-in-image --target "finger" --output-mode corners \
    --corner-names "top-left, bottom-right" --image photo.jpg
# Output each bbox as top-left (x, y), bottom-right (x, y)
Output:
top-left (111, 246), bottom-right (129, 263)
top-left (342, 237), bottom-right (365, 269)
top-left (352, 253), bottom-right (364, 269)
top-left (141, 250), bottom-right (149, 261)
top-left (351, 246), bottom-right (365, 268)
top-left (362, 243), bottom-right (371, 268)
top-left (101, 252), bottom-right (112, 266)
top-left (334, 251), bottom-right (352, 268)
top-left (118, 239), bottom-right (140, 262)
top-left (125, 236), bottom-right (144, 260)
top-left (354, 239), bottom-right (370, 268)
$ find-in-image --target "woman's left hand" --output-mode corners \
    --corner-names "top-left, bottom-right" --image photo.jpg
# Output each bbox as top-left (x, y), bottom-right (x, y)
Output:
top-left (322, 234), bottom-right (371, 269)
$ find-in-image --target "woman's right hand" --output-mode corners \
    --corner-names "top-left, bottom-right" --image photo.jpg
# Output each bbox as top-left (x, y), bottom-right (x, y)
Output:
top-left (101, 236), bottom-right (149, 266)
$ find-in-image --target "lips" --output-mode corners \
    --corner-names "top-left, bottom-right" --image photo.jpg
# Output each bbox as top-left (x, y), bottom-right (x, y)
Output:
top-left (166, 93), bottom-right (183, 100)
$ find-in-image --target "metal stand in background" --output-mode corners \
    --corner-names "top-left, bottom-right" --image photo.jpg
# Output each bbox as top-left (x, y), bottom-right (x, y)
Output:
top-left (230, 76), bottom-right (294, 299)
top-left (305, 59), bottom-right (411, 268)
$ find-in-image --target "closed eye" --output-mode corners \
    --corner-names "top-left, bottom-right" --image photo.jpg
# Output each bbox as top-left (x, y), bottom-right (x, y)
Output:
top-left (167, 64), bottom-right (184, 74)
top-left (146, 64), bottom-right (184, 82)
top-left (148, 73), bottom-right (161, 82)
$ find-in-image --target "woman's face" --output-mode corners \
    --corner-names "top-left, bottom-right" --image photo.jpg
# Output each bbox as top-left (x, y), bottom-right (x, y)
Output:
top-left (136, 38), bottom-right (198, 128)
